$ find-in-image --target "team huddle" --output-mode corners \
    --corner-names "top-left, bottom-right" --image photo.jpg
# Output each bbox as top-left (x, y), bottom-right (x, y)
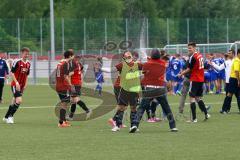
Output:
top-left (1, 42), bottom-right (240, 134)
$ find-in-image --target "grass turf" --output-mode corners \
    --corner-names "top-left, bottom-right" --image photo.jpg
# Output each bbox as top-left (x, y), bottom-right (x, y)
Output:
top-left (0, 85), bottom-right (239, 160)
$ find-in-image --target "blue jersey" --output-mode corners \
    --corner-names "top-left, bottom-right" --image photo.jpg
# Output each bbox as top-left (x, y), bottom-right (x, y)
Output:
top-left (166, 56), bottom-right (175, 81)
top-left (211, 58), bottom-right (224, 73)
top-left (0, 58), bottom-right (9, 81)
top-left (171, 58), bottom-right (183, 77)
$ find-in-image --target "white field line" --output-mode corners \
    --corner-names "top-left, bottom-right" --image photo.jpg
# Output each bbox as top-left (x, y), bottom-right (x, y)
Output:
top-left (0, 102), bottom-right (237, 110)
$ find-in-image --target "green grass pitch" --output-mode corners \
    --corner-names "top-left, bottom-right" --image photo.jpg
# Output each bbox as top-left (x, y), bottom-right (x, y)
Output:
top-left (0, 85), bottom-right (239, 160)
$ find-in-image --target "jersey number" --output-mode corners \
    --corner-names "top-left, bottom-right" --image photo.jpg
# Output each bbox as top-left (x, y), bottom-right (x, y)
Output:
top-left (173, 64), bottom-right (177, 70)
top-left (199, 58), bottom-right (204, 69)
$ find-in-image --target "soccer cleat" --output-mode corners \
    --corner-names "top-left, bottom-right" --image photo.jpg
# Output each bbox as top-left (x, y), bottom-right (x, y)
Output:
top-left (86, 109), bottom-right (93, 120)
top-left (192, 119), bottom-right (198, 123)
top-left (171, 128), bottom-right (178, 132)
top-left (58, 121), bottom-right (71, 128)
top-left (205, 114), bottom-right (211, 120)
top-left (108, 118), bottom-right (116, 127)
top-left (65, 114), bottom-right (73, 121)
top-left (209, 91), bottom-right (214, 94)
top-left (129, 126), bottom-right (138, 133)
top-left (147, 118), bottom-right (156, 123)
top-left (111, 126), bottom-right (120, 132)
top-left (7, 117), bottom-right (14, 124)
top-left (153, 117), bottom-right (161, 122)
top-left (220, 110), bottom-right (227, 114)
top-left (3, 117), bottom-right (10, 124)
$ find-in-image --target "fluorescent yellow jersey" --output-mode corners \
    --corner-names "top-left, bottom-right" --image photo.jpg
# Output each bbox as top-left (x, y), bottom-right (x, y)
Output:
top-left (120, 62), bottom-right (141, 93)
top-left (230, 57), bottom-right (240, 79)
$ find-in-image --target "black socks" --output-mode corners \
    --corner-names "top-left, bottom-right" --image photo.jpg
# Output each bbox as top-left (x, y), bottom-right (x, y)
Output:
top-left (197, 100), bottom-right (208, 115)
top-left (77, 100), bottom-right (89, 112)
top-left (190, 102), bottom-right (196, 120)
top-left (59, 109), bottom-right (66, 124)
top-left (5, 103), bottom-right (20, 118)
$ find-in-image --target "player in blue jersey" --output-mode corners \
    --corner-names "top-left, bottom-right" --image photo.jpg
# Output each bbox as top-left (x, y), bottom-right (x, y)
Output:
top-left (210, 54), bottom-right (225, 94)
top-left (166, 56), bottom-right (175, 94)
top-left (171, 54), bottom-right (183, 95)
top-left (208, 54), bottom-right (220, 94)
top-left (94, 56), bottom-right (104, 96)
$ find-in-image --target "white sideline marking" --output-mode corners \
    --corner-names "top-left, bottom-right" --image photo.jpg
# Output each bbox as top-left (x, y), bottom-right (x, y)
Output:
top-left (0, 102), bottom-right (237, 110)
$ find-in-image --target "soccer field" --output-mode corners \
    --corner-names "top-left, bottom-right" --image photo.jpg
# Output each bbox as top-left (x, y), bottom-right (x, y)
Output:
top-left (0, 85), bottom-right (239, 160)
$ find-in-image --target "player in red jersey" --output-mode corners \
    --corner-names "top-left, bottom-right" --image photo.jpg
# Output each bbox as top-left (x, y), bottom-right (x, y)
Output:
top-left (56, 50), bottom-right (73, 127)
top-left (66, 54), bottom-right (91, 121)
top-left (179, 42), bottom-right (210, 122)
top-left (3, 47), bottom-right (31, 124)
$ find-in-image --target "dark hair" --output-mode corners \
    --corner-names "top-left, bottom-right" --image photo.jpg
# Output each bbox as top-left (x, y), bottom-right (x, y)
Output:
top-left (209, 53), bottom-right (214, 56)
top-left (188, 42), bottom-right (196, 47)
top-left (162, 54), bottom-right (170, 61)
top-left (151, 49), bottom-right (161, 59)
top-left (67, 49), bottom-right (74, 56)
top-left (175, 53), bottom-right (181, 57)
top-left (160, 50), bottom-right (166, 57)
top-left (132, 51), bottom-right (139, 58)
top-left (64, 50), bottom-right (72, 59)
top-left (21, 47), bottom-right (30, 52)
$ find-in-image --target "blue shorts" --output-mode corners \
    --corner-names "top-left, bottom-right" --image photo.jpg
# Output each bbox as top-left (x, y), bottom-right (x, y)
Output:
top-left (166, 72), bottom-right (173, 81)
top-left (217, 72), bottom-right (225, 80)
top-left (173, 77), bottom-right (183, 83)
top-left (204, 72), bottom-right (211, 82)
top-left (210, 71), bottom-right (217, 81)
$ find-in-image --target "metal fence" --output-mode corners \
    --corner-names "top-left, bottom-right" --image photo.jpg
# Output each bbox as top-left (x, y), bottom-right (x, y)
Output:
top-left (1, 18), bottom-right (240, 56)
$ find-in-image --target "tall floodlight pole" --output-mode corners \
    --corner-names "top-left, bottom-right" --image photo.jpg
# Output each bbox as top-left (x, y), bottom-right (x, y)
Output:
top-left (50, 0), bottom-right (55, 60)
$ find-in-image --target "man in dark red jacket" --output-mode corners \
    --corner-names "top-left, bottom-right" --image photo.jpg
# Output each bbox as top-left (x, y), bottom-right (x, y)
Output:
top-left (130, 49), bottom-right (178, 133)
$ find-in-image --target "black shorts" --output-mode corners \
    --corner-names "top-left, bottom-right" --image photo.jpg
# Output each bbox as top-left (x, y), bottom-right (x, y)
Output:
top-left (189, 81), bottom-right (203, 97)
top-left (11, 86), bottom-right (23, 98)
top-left (57, 91), bottom-right (70, 103)
top-left (70, 86), bottom-right (81, 97)
top-left (228, 78), bottom-right (239, 94)
top-left (114, 87), bottom-right (120, 102)
top-left (118, 88), bottom-right (139, 106)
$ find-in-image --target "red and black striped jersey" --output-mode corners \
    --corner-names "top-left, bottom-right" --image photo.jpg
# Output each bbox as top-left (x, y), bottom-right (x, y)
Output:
top-left (11, 59), bottom-right (31, 90)
top-left (56, 59), bottom-right (70, 92)
top-left (189, 52), bottom-right (204, 82)
top-left (71, 60), bottom-right (83, 86)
